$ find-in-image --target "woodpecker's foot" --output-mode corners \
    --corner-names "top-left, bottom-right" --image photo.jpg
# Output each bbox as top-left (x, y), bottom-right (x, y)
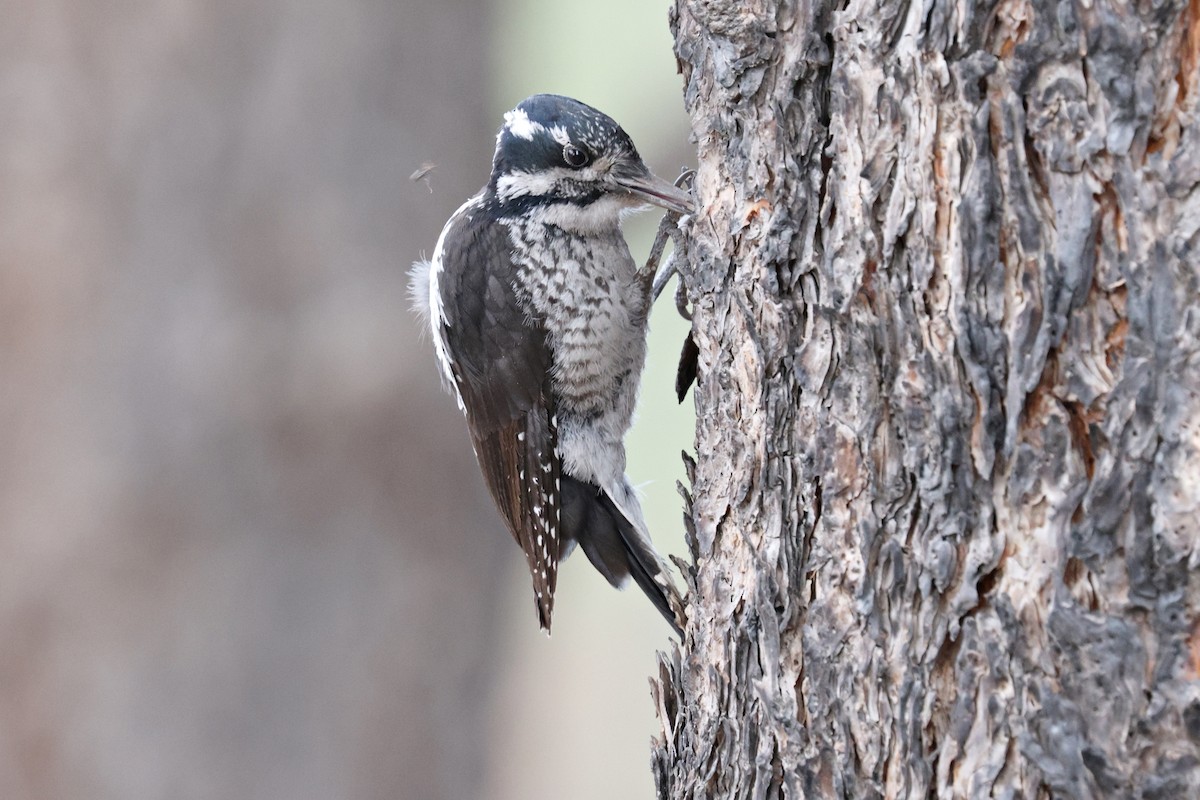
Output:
top-left (649, 247), bottom-right (679, 305)
top-left (645, 169), bottom-right (695, 304)
top-left (643, 213), bottom-right (679, 300)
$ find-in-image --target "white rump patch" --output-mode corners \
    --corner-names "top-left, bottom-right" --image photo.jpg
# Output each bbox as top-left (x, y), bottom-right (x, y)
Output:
top-left (504, 107), bottom-right (543, 140)
top-left (407, 259), bottom-right (433, 325)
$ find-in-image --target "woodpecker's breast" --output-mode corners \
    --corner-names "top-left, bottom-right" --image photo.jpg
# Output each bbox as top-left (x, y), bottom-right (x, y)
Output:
top-left (504, 220), bottom-right (648, 417)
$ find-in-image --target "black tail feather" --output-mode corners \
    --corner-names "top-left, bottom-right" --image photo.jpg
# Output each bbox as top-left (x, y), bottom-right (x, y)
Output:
top-left (560, 476), bottom-right (683, 636)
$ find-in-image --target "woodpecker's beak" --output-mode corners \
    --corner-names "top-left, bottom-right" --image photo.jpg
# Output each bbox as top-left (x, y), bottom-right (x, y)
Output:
top-left (614, 167), bottom-right (694, 214)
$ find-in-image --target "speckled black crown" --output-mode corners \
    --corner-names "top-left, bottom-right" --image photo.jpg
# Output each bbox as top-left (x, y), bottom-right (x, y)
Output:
top-left (490, 94), bottom-right (641, 180)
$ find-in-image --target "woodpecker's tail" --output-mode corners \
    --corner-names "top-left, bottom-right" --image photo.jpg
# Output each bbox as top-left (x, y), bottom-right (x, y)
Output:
top-left (560, 476), bottom-right (684, 636)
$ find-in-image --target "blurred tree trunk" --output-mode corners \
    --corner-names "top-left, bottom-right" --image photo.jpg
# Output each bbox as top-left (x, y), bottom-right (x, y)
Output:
top-left (654, 0), bottom-right (1200, 796)
top-left (0, 2), bottom-right (503, 799)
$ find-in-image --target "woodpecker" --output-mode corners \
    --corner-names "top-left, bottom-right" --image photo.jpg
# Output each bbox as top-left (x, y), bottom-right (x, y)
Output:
top-left (411, 94), bottom-right (691, 635)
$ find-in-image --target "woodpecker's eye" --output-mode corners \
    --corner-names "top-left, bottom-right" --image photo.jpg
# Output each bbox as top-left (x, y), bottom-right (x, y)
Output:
top-left (562, 144), bottom-right (589, 168)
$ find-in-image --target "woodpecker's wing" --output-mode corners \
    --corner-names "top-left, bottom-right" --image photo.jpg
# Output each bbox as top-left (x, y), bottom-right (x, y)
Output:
top-left (435, 209), bottom-right (563, 630)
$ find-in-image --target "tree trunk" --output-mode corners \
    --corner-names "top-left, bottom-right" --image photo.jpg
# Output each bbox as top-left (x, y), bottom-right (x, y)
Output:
top-left (654, 0), bottom-right (1200, 796)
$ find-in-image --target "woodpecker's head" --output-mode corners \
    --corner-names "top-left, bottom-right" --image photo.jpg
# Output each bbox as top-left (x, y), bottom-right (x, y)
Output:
top-left (487, 94), bottom-right (692, 228)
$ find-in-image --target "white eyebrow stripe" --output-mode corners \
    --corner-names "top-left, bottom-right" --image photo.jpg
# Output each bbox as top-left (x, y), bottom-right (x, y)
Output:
top-left (504, 108), bottom-right (543, 140)
top-left (548, 125), bottom-right (571, 146)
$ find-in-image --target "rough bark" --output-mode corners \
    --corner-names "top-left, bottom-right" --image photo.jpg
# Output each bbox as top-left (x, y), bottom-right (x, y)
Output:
top-left (654, 0), bottom-right (1200, 797)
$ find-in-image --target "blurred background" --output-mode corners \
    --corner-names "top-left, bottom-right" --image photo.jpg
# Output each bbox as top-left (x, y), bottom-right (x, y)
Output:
top-left (0, 0), bottom-right (693, 798)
